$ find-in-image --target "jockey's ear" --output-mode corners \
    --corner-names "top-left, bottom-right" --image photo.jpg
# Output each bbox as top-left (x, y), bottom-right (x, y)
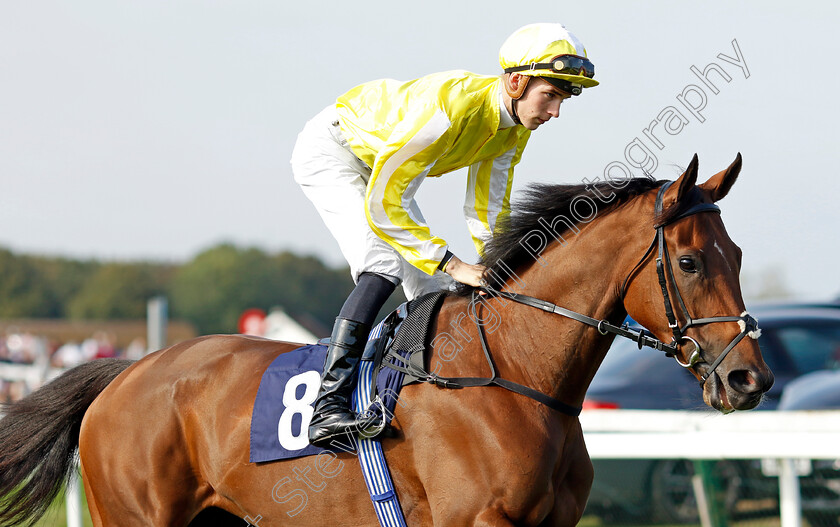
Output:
top-left (664, 153), bottom-right (699, 208)
top-left (699, 153), bottom-right (742, 203)
top-left (504, 73), bottom-right (530, 99)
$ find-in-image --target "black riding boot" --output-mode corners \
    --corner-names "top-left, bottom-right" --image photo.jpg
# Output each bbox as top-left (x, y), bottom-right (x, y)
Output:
top-left (307, 317), bottom-right (371, 447)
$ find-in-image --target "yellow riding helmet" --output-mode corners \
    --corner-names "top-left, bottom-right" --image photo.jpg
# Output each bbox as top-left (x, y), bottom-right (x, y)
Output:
top-left (500, 23), bottom-right (599, 96)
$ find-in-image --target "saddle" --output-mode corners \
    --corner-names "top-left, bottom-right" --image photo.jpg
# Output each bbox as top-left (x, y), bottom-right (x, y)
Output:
top-left (359, 292), bottom-right (446, 425)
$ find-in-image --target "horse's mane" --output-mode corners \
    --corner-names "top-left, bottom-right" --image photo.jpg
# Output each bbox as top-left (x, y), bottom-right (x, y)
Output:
top-left (457, 177), bottom-right (675, 294)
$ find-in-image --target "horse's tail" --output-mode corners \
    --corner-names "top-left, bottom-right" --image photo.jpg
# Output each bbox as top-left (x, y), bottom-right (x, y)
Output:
top-left (0, 358), bottom-right (133, 527)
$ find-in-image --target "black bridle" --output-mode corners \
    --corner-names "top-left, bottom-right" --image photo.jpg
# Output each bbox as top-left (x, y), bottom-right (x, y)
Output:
top-left (469, 182), bottom-right (758, 388)
top-left (621, 181), bottom-right (760, 382)
top-left (476, 183), bottom-right (760, 388)
top-left (487, 182), bottom-right (760, 385)
top-left (392, 181), bottom-right (760, 416)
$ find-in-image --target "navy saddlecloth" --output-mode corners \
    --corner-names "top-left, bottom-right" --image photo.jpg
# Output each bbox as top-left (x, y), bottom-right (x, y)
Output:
top-left (249, 344), bottom-right (328, 462)
top-left (249, 342), bottom-right (407, 463)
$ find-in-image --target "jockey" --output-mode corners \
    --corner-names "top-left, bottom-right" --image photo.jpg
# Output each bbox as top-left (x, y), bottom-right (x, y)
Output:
top-left (291, 23), bottom-right (598, 447)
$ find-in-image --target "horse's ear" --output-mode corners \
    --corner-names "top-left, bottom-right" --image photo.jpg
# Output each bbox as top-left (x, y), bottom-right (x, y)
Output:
top-left (699, 152), bottom-right (742, 202)
top-left (665, 153), bottom-right (699, 206)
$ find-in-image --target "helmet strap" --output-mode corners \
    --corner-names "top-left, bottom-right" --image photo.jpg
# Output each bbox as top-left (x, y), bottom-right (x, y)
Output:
top-left (511, 98), bottom-right (522, 126)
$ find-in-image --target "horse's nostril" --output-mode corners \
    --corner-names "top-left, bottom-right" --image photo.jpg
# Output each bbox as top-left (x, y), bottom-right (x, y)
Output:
top-left (728, 369), bottom-right (774, 394)
top-left (728, 369), bottom-right (760, 394)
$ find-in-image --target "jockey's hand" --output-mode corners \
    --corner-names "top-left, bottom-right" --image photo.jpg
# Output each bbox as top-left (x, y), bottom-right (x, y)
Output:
top-left (444, 255), bottom-right (487, 288)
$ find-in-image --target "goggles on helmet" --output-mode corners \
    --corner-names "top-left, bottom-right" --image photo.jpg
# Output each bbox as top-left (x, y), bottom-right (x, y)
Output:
top-left (504, 54), bottom-right (595, 79)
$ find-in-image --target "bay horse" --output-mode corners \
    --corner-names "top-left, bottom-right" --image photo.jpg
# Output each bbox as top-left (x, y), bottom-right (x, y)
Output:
top-left (0, 154), bottom-right (773, 526)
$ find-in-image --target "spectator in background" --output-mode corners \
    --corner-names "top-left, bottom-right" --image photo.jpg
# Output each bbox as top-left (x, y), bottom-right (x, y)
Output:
top-left (53, 341), bottom-right (84, 368)
top-left (124, 338), bottom-right (147, 360)
top-left (93, 331), bottom-right (116, 359)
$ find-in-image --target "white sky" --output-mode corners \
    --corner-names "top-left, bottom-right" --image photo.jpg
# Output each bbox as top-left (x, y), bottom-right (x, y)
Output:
top-left (1, 1), bottom-right (838, 301)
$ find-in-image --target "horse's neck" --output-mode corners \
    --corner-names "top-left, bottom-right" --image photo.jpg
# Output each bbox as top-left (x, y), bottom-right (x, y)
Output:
top-left (480, 209), bottom-right (648, 408)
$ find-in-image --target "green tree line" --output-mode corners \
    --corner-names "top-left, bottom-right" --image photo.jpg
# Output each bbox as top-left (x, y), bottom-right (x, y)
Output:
top-left (0, 244), bottom-right (404, 335)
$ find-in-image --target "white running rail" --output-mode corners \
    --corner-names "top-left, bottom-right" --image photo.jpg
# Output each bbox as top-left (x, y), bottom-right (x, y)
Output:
top-left (581, 409), bottom-right (840, 527)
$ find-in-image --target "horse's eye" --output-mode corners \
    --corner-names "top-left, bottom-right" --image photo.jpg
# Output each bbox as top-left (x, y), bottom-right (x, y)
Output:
top-left (679, 256), bottom-right (697, 273)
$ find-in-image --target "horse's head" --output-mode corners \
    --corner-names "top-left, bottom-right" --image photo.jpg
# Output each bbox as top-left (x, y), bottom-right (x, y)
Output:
top-left (623, 153), bottom-right (774, 412)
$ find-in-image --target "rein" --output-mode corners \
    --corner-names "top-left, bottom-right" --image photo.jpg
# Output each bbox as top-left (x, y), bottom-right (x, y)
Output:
top-left (397, 181), bottom-right (760, 416)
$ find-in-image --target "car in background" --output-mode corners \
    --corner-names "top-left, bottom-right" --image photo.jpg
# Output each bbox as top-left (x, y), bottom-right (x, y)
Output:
top-left (778, 369), bottom-right (840, 410)
top-left (583, 304), bottom-right (840, 523)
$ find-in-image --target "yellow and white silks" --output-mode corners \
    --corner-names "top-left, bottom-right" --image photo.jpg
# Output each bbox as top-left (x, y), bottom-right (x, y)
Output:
top-left (339, 71), bottom-right (531, 274)
top-left (292, 71), bottom-right (530, 298)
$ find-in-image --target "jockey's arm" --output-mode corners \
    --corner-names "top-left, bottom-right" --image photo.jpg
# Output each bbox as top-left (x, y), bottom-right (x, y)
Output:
top-left (363, 107), bottom-right (455, 276)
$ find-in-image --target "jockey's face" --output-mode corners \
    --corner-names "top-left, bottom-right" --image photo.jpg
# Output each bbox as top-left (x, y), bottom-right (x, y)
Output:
top-left (516, 77), bottom-right (572, 131)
